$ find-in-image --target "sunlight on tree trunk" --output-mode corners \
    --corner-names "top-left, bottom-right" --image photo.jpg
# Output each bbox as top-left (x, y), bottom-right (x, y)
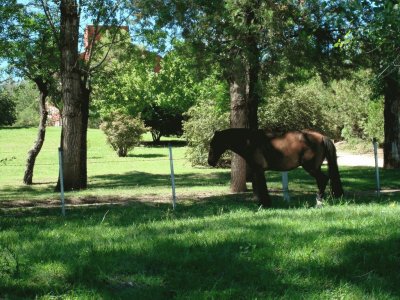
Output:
top-left (59, 0), bottom-right (84, 190)
top-left (23, 82), bottom-right (48, 185)
top-left (229, 62), bottom-right (248, 193)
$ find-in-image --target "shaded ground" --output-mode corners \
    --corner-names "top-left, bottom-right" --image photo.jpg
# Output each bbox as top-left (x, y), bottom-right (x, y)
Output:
top-left (1, 151), bottom-right (398, 210)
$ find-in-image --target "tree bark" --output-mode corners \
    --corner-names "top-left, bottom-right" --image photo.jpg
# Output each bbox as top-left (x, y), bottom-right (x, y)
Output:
top-left (23, 80), bottom-right (49, 185)
top-left (80, 85), bottom-right (90, 188)
top-left (229, 61), bottom-right (248, 193)
top-left (245, 8), bottom-right (261, 131)
top-left (383, 75), bottom-right (400, 169)
top-left (59, 0), bottom-right (85, 190)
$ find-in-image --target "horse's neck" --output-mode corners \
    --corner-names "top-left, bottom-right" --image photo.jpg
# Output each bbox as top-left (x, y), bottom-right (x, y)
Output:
top-left (223, 130), bottom-right (248, 156)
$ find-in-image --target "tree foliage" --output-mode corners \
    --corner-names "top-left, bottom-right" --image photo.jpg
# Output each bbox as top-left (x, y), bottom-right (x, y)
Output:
top-left (259, 72), bottom-right (383, 143)
top-left (183, 71), bottom-right (230, 166)
top-left (335, 0), bottom-right (400, 168)
top-left (93, 42), bottom-right (201, 142)
top-left (0, 91), bottom-right (16, 126)
top-left (4, 81), bottom-right (40, 127)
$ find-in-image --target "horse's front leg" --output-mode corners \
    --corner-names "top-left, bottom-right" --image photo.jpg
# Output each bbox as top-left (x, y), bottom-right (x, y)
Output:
top-left (253, 168), bottom-right (271, 208)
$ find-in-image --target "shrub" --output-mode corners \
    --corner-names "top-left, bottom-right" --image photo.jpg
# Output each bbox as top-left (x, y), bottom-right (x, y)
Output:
top-left (183, 98), bottom-right (230, 166)
top-left (100, 113), bottom-right (147, 157)
top-left (259, 78), bottom-right (333, 136)
top-left (362, 99), bottom-right (384, 143)
top-left (260, 72), bottom-right (383, 143)
top-left (0, 92), bottom-right (17, 126)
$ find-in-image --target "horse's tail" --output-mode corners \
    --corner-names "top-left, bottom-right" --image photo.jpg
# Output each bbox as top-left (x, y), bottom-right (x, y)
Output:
top-left (323, 136), bottom-right (344, 197)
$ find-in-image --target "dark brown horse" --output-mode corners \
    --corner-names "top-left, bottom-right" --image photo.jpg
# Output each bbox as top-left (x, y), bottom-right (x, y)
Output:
top-left (208, 128), bottom-right (343, 207)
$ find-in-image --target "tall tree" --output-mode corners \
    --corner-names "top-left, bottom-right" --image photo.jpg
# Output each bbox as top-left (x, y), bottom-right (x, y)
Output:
top-left (337, 0), bottom-right (400, 168)
top-left (136, 0), bottom-right (336, 193)
top-left (135, 0), bottom-right (274, 192)
top-left (37, 0), bottom-right (134, 190)
top-left (0, 2), bottom-right (60, 184)
top-left (58, 0), bottom-right (84, 190)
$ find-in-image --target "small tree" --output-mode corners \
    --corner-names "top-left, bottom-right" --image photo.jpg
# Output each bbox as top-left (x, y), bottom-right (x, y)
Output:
top-left (100, 113), bottom-right (147, 157)
top-left (142, 104), bottom-right (184, 143)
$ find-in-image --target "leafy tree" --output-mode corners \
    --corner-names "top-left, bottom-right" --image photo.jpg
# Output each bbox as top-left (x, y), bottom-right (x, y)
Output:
top-left (93, 43), bottom-right (200, 143)
top-left (336, 0), bottom-right (400, 168)
top-left (183, 70), bottom-right (230, 166)
top-left (0, 2), bottom-right (60, 184)
top-left (0, 91), bottom-right (16, 126)
top-left (259, 72), bottom-right (383, 143)
top-left (92, 45), bottom-right (161, 126)
top-left (142, 104), bottom-right (183, 142)
top-left (136, 0), bottom-right (353, 192)
top-left (9, 81), bottom-right (40, 127)
top-left (259, 79), bottom-right (331, 136)
top-left (36, 0), bottom-right (135, 190)
top-left (100, 112), bottom-right (147, 157)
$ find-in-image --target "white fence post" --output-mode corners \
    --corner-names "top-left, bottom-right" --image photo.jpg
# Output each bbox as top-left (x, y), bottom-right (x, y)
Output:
top-left (373, 138), bottom-right (380, 197)
top-left (282, 171), bottom-right (290, 202)
top-left (168, 144), bottom-right (176, 209)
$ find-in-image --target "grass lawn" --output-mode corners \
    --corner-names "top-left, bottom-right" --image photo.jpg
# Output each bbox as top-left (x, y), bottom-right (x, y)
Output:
top-left (0, 127), bottom-right (398, 205)
top-left (0, 200), bottom-right (399, 299)
top-left (0, 127), bottom-right (399, 299)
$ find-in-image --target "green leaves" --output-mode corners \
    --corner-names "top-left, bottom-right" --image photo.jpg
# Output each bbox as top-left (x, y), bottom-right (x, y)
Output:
top-left (100, 112), bottom-right (148, 157)
top-left (0, 91), bottom-right (16, 126)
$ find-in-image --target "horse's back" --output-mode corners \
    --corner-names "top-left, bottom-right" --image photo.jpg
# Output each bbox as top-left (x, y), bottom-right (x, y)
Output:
top-left (263, 130), bottom-right (325, 170)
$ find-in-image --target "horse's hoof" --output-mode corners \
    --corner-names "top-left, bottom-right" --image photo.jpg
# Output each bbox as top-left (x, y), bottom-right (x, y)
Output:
top-left (315, 199), bottom-right (323, 208)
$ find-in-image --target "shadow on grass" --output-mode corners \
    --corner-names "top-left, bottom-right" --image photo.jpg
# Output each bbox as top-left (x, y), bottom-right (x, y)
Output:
top-left (127, 153), bottom-right (167, 159)
top-left (0, 200), bottom-right (399, 298)
top-left (89, 171), bottom-right (231, 189)
top-left (0, 166), bottom-right (398, 204)
top-left (0, 126), bottom-right (31, 130)
top-left (140, 140), bottom-right (187, 148)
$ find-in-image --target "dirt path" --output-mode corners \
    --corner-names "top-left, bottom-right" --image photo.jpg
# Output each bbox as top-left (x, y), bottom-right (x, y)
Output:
top-left (336, 150), bottom-right (383, 167)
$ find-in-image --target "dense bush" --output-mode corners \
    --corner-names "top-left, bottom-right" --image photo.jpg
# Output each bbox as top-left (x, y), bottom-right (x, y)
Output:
top-left (3, 81), bottom-right (39, 127)
top-left (259, 78), bottom-right (332, 135)
top-left (260, 72), bottom-right (384, 143)
top-left (362, 100), bottom-right (384, 143)
top-left (183, 73), bottom-right (230, 166)
top-left (183, 98), bottom-right (230, 166)
top-left (0, 92), bottom-right (17, 126)
top-left (100, 113), bottom-right (147, 157)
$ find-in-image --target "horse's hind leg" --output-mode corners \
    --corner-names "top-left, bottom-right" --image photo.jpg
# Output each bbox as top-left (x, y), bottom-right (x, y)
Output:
top-left (304, 166), bottom-right (329, 200)
top-left (253, 168), bottom-right (271, 207)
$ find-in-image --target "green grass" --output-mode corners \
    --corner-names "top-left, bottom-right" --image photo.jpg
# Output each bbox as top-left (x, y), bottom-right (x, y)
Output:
top-left (0, 127), bottom-right (400, 298)
top-left (0, 127), bottom-right (398, 205)
top-left (0, 200), bottom-right (399, 299)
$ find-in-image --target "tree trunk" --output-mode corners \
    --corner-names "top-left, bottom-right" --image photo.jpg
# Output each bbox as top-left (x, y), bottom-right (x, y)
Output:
top-left (383, 75), bottom-right (400, 169)
top-left (229, 61), bottom-right (248, 193)
top-left (80, 85), bottom-right (90, 188)
top-left (246, 9), bottom-right (261, 131)
top-left (23, 80), bottom-right (48, 185)
top-left (59, 0), bottom-right (84, 190)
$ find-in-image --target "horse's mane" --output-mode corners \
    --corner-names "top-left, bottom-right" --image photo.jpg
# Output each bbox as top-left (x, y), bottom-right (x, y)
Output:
top-left (263, 129), bottom-right (319, 139)
top-left (263, 130), bottom-right (290, 139)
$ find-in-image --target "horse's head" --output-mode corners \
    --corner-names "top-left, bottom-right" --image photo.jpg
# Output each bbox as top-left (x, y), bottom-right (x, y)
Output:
top-left (208, 130), bottom-right (225, 167)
